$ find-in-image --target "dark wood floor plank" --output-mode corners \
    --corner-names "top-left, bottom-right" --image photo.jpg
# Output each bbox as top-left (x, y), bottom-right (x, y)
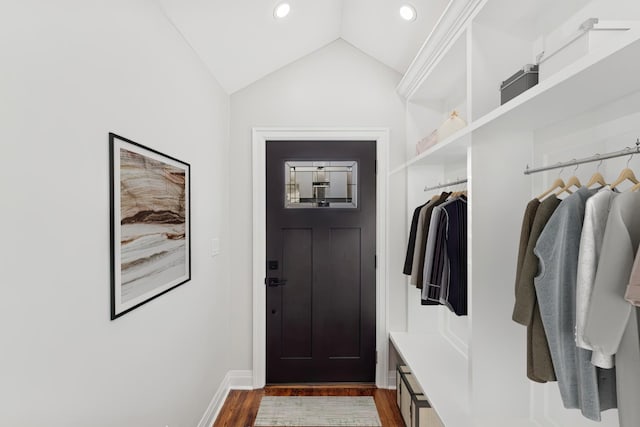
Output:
top-left (212, 386), bottom-right (403, 427)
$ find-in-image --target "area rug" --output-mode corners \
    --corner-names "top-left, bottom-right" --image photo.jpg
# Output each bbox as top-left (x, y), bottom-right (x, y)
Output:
top-left (253, 396), bottom-right (382, 426)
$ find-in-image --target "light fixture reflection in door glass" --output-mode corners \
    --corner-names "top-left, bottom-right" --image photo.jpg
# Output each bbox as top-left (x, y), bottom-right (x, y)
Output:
top-left (284, 161), bottom-right (357, 208)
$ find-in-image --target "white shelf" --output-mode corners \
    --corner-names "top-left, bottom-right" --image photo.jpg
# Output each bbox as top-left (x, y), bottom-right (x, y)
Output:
top-left (390, 332), bottom-right (471, 427)
top-left (391, 27), bottom-right (640, 175)
top-left (472, 27), bottom-right (640, 133)
top-left (390, 128), bottom-right (471, 174)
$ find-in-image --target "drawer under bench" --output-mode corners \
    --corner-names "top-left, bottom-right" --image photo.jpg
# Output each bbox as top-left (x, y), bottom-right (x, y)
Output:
top-left (396, 365), bottom-right (445, 427)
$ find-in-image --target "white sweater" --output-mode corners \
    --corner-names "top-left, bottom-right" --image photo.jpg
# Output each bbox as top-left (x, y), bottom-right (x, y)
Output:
top-left (575, 189), bottom-right (617, 368)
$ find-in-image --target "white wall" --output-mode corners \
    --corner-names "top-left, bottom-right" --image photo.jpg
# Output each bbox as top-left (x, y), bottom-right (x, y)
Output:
top-left (0, 1), bottom-right (231, 426)
top-left (229, 39), bottom-right (407, 370)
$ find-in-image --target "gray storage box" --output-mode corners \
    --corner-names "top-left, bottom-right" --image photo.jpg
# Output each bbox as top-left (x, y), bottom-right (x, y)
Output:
top-left (500, 64), bottom-right (539, 105)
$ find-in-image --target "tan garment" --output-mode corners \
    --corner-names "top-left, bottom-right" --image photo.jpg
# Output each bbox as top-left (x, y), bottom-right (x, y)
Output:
top-left (513, 196), bottom-right (559, 383)
top-left (625, 248), bottom-right (640, 306)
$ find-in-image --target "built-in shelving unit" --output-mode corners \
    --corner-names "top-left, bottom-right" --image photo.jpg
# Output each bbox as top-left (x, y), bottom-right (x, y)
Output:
top-left (390, 0), bottom-right (640, 426)
top-left (393, 25), bottom-right (640, 173)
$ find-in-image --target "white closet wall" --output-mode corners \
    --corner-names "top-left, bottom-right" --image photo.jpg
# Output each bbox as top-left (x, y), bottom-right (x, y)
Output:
top-left (391, 0), bottom-right (640, 425)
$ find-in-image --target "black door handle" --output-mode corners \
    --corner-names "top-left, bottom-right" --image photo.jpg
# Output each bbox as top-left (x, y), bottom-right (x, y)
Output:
top-left (265, 277), bottom-right (288, 287)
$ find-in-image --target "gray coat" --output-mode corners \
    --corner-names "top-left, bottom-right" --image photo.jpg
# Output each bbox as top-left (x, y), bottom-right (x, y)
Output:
top-left (534, 187), bottom-right (616, 421)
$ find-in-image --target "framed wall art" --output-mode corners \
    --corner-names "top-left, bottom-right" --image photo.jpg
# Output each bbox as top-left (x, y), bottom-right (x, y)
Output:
top-left (109, 133), bottom-right (191, 319)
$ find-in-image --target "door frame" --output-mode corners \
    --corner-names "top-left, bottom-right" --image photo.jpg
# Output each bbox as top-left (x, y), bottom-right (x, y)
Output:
top-left (252, 127), bottom-right (389, 389)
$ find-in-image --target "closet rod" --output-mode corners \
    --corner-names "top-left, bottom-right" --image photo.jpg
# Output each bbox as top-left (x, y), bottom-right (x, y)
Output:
top-left (524, 140), bottom-right (640, 175)
top-left (424, 178), bottom-right (468, 192)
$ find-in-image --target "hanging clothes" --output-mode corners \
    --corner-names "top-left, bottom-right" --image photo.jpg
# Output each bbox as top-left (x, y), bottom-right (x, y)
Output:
top-left (421, 195), bottom-right (467, 315)
top-left (409, 192), bottom-right (450, 293)
top-left (534, 187), bottom-right (616, 421)
top-left (403, 202), bottom-right (429, 275)
top-left (583, 191), bottom-right (640, 427)
top-left (440, 196), bottom-right (467, 314)
top-left (575, 188), bottom-right (618, 368)
top-left (421, 203), bottom-right (446, 302)
top-left (513, 196), bottom-right (558, 383)
top-left (514, 199), bottom-right (540, 303)
top-left (574, 188), bottom-right (619, 420)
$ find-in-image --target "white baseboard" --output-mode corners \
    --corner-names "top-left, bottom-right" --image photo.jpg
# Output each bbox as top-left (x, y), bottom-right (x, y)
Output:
top-left (197, 370), bottom-right (254, 427)
top-left (228, 369), bottom-right (253, 389)
top-left (388, 370), bottom-right (396, 389)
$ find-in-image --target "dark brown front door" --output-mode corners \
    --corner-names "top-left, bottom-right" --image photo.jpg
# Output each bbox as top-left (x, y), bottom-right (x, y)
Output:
top-left (266, 140), bottom-right (376, 383)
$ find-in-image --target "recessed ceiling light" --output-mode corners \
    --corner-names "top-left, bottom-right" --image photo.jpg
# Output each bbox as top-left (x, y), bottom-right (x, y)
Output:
top-left (274, 2), bottom-right (291, 19)
top-left (400, 4), bottom-right (417, 22)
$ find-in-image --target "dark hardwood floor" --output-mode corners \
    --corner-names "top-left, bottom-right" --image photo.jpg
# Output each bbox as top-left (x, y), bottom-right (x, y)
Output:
top-left (213, 385), bottom-right (404, 427)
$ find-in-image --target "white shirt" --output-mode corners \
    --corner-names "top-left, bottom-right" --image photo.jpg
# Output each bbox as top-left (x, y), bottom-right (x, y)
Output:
top-left (575, 188), bottom-right (617, 368)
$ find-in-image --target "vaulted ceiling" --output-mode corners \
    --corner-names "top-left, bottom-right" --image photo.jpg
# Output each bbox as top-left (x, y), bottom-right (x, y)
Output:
top-left (158, 0), bottom-right (450, 93)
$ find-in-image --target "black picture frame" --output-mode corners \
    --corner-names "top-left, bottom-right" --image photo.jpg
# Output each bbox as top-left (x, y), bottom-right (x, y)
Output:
top-left (109, 132), bottom-right (191, 320)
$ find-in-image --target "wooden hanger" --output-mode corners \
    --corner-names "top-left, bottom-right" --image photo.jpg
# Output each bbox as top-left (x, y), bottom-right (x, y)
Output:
top-left (556, 174), bottom-right (582, 196)
top-left (611, 150), bottom-right (640, 190)
top-left (586, 158), bottom-right (607, 188)
top-left (537, 177), bottom-right (565, 200)
top-left (452, 183), bottom-right (468, 199)
top-left (630, 181), bottom-right (640, 192)
top-left (610, 168), bottom-right (639, 190)
top-left (586, 171), bottom-right (607, 188)
top-left (554, 162), bottom-right (582, 196)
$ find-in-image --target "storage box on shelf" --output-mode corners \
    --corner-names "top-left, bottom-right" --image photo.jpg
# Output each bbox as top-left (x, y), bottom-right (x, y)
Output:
top-left (416, 111), bottom-right (468, 156)
top-left (499, 64), bottom-right (538, 105)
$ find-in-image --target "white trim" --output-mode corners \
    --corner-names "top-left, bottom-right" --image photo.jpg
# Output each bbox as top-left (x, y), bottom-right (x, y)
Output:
top-left (252, 127), bottom-right (390, 389)
top-left (388, 370), bottom-right (397, 390)
top-left (197, 370), bottom-right (254, 427)
top-left (397, 0), bottom-right (485, 99)
top-left (197, 372), bottom-right (229, 427)
top-left (229, 369), bottom-right (254, 390)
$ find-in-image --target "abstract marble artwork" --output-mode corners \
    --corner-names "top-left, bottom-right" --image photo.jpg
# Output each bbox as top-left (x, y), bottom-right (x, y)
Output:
top-left (109, 133), bottom-right (190, 319)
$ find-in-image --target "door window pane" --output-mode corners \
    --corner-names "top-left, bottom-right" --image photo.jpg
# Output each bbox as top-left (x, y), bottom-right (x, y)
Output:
top-left (285, 161), bottom-right (357, 208)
